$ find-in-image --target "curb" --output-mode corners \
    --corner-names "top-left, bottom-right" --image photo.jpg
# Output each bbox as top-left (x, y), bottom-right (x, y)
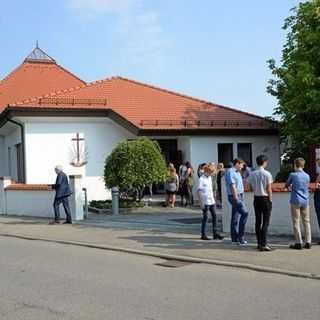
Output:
top-left (1, 232), bottom-right (320, 281)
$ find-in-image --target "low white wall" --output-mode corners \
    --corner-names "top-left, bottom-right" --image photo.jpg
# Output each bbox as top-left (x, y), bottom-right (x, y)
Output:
top-left (0, 176), bottom-right (84, 221)
top-left (221, 181), bottom-right (319, 237)
top-left (6, 190), bottom-right (55, 218)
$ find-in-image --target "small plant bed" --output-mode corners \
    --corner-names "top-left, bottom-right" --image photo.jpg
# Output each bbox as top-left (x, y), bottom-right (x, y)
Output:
top-left (89, 199), bottom-right (145, 213)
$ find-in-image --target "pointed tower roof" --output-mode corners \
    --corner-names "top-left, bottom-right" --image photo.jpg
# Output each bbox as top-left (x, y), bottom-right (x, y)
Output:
top-left (0, 45), bottom-right (85, 111)
top-left (24, 43), bottom-right (56, 63)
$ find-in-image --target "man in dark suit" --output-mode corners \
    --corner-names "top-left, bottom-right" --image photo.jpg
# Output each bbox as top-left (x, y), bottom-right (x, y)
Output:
top-left (50, 165), bottom-right (72, 224)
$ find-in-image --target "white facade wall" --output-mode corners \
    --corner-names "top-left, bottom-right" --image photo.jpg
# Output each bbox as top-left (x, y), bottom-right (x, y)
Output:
top-left (190, 135), bottom-right (280, 180)
top-left (0, 136), bottom-right (5, 176)
top-left (23, 117), bottom-right (134, 201)
top-left (3, 127), bottom-right (21, 181)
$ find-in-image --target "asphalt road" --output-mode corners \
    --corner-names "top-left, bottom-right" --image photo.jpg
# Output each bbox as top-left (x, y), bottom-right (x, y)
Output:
top-left (0, 236), bottom-right (319, 320)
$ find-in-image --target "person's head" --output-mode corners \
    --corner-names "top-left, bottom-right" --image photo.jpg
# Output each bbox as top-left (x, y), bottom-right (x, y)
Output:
top-left (208, 162), bottom-right (217, 173)
top-left (294, 158), bottom-right (305, 170)
top-left (217, 163), bottom-right (224, 171)
top-left (168, 163), bottom-right (175, 170)
top-left (185, 161), bottom-right (192, 169)
top-left (256, 154), bottom-right (268, 168)
top-left (232, 158), bottom-right (244, 171)
top-left (54, 165), bottom-right (63, 174)
top-left (203, 164), bottom-right (214, 176)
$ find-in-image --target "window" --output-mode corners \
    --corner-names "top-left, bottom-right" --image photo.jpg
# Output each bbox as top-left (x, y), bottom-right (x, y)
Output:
top-left (237, 143), bottom-right (252, 167)
top-left (218, 143), bottom-right (233, 168)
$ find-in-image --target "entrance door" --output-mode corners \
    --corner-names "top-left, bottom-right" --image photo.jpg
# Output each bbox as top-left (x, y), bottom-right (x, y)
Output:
top-left (156, 140), bottom-right (180, 167)
top-left (218, 143), bottom-right (233, 168)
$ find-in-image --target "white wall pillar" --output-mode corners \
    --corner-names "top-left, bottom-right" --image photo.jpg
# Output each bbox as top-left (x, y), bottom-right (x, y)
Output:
top-left (0, 177), bottom-right (11, 215)
top-left (69, 175), bottom-right (84, 221)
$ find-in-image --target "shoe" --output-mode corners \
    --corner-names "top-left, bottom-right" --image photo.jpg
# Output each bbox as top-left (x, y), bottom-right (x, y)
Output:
top-left (238, 240), bottom-right (248, 246)
top-left (260, 246), bottom-right (274, 252)
top-left (201, 235), bottom-right (211, 241)
top-left (213, 234), bottom-right (224, 240)
top-left (49, 220), bottom-right (61, 225)
top-left (304, 243), bottom-right (312, 249)
top-left (289, 243), bottom-right (303, 250)
top-left (63, 221), bottom-right (72, 224)
top-left (317, 241), bottom-right (320, 245)
top-left (257, 245), bottom-right (262, 250)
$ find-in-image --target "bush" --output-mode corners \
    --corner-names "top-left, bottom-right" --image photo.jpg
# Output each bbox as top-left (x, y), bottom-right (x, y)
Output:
top-left (89, 199), bottom-right (144, 210)
top-left (104, 138), bottom-right (167, 199)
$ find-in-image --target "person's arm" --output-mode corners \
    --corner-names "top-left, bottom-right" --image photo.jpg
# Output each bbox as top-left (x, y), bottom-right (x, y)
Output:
top-left (316, 174), bottom-right (320, 188)
top-left (52, 173), bottom-right (63, 190)
top-left (267, 173), bottom-right (273, 202)
top-left (285, 173), bottom-right (292, 190)
top-left (197, 179), bottom-right (204, 208)
top-left (231, 184), bottom-right (238, 202)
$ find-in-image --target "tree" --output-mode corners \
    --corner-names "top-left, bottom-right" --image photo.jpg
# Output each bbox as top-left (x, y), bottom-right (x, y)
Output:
top-left (268, 0), bottom-right (320, 157)
top-left (104, 138), bottom-right (167, 199)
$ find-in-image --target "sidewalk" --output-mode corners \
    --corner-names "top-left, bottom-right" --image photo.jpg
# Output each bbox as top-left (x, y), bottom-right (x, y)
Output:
top-left (0, 208), bottom-right (319, 279)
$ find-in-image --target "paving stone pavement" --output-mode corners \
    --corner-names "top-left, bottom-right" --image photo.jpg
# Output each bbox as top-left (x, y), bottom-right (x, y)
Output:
top-left (0, 207), bottom-right (319, 278)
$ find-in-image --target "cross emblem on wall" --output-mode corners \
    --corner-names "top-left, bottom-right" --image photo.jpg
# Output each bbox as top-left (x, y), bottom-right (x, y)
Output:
top-left (70, 133), bottom-right (88, 167)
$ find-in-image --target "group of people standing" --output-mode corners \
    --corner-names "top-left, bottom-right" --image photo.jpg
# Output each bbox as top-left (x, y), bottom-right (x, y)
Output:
top-left (164, 161), bottom-right (225, 208)
top-left (198, 155), bottom-right (320, 251)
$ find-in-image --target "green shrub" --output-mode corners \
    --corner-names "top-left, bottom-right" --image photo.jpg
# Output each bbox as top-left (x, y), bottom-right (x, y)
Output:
top-left (89, 199), bottom-right (145, 210)
top-left (104, 138), bottom-right (167, 199)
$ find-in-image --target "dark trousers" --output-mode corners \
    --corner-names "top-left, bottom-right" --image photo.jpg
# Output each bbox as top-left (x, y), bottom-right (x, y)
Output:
top-left (228, 194), bottom-right (248, 242)
top-left (253, 196), bottom-right (272, 247)
top-left (54, 196), bottom-right (72, 222)
top-left (201, 205), bottom-right (217, 237)
top-left (314, 192), bottom-right (320, 231)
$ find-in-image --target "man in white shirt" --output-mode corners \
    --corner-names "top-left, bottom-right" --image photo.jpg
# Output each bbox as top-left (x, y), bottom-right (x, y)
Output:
top-left (198, 164), bottom-right (224, 241)
top-left (248, 155), bottom-right (273, 251)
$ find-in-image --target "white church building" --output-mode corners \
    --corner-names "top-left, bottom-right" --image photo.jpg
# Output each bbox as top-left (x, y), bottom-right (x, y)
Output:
top-left (0, 46), bottom-right (280, 201)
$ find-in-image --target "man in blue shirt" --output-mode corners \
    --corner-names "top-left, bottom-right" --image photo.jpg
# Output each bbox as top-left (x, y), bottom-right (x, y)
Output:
top-left (225, 159), bottom-right (248, 245)
top-left (285, 158), bottom-right (311, 250)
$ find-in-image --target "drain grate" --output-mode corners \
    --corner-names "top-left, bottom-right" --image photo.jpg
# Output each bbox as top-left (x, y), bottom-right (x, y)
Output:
top-left (155, 259), bottom-right (199, 268)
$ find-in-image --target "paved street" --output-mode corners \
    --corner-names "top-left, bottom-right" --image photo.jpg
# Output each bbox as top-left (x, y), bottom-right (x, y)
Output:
top-left (1, 214), bottom-right (320, 277)
top-left (1, 236), bottom-right (320, 320)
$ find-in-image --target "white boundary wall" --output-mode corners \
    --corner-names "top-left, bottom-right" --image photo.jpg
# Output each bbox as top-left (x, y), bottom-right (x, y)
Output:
top-left (0, 176), bottom-right (84, 221)
top-left (221, 178), bottom-right (320, 237)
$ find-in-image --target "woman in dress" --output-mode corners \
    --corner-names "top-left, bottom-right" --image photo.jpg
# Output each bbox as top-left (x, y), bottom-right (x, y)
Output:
top-left (165, 163), bottom-right (179, 208)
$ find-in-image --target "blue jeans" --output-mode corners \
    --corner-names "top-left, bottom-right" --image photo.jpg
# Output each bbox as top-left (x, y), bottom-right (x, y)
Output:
top-left (314, 191), bottom-right (320, 231)
top-left (201, 205), bottom-right (217, 237)
top-left (228, 194), bottom-right (248, 242)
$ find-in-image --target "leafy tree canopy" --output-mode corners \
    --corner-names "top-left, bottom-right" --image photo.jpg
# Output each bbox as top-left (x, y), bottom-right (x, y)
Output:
top-left (104, 138), bottom-right (167, 195)
top-left (268, 0), bottom-right (320, 157)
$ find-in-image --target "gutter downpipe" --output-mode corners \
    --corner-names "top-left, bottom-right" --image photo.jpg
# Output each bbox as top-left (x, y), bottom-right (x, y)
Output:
top-left (6, 114), bottom-right (26, 183)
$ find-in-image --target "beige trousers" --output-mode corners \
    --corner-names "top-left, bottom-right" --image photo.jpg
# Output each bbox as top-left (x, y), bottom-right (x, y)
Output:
top-left (290, 205), bottom-right (312, 244)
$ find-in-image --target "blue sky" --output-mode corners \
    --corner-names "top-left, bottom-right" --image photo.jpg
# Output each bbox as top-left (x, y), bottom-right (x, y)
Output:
top-left (0, 0), bottom-right (301, 116)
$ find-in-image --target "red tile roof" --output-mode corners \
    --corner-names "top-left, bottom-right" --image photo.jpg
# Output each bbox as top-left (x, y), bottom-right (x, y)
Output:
top-left (0, 58), bottom-right (85, 113)
top-left (8, 76), bottom-right (275, 131)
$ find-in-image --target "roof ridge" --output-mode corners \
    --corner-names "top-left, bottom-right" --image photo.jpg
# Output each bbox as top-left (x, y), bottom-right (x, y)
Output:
top-left (13, 76), bottom-right (114, 106)
top-left (116, 76), bottom-right (267, 121)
